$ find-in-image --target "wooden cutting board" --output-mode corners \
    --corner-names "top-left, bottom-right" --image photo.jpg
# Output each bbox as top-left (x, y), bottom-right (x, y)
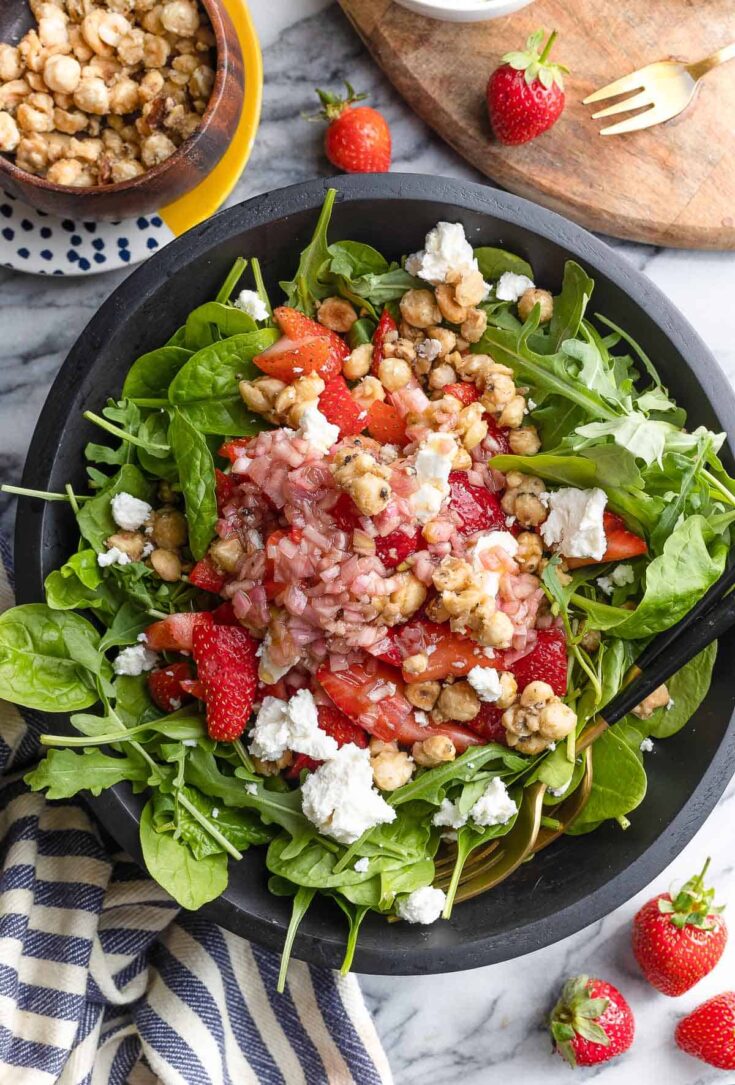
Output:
top-left (337, 0), bottom-right (735, 249)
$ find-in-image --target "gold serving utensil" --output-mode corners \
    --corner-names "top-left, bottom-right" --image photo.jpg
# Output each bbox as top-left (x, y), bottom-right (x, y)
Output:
top-left (583, 42), bottom-right (735, 136)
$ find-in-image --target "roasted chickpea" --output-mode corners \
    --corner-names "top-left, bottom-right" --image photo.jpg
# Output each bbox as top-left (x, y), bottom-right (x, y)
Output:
top-left (434, 282), bottom-right (468, 325)
top-left (405, 680), bottom-right (441, 711)
top-left (151, 507), bottom-right (187, 549)
top-left (518, 287), bottom-right (554, 324)
top-left (399, 288), bottom-right (442, 329)
top-left (150, 547), bottom-right (182, 581)
top-left (437, 680), bottom-right (480, 722)
top-left (508, 425), bottom-right (541, 456)
top-left (412, 735), bottom-right (456, 767)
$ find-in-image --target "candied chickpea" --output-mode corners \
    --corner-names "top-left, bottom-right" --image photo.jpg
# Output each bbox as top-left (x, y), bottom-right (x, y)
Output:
top-left (426, 325), bottom-right (456, 357)
top-left (16, 133), bottom-right (49, 171)
top-left (428, 362), bottom-right (456, 391)
top-left (371, 749), bottom-right (414, 791)
top-left (0, 45), bottom-right (23, 83)
top-left (481, 370), bottom-right (516, 412)
top-left (405, 680), bottom-right (441, 711)
top-left (632, 683), bottom-right (670, 720)
top-left (46, 156), bottom-right (94, 185)
top-left (399, 288), bottom-right (442, 329)
top-left (521, 680), bottom-right (555, 710)
top-left (343, 343), bottom-right (372, 380)
top-left (387, 572), bottom-right (427, 620)
top-left (412, 735), bottom-right (456, 767)
top-left (580, 627), bottom-right (601, 653)
top-left (81, 10), bottom-right (115, 56)
top-left (73, 76), bottom-right (109, 114)
top-left (161, 0), bottom-right (200, 36)
top-left (518, 287), bottom-right (554, 324)
top-left (252, 752), bottom-right (292, 776)
top-left (108, 76), bottom-right (140, 114)
top-left (437, 680), bottom-right (480, 722)
top-left (477, 609), bottom-right (514, 649)
top-left (515, 532), bottom-right (543, 574)
top-left (351, 375), bottom-right (385, 411)
top-left (538, 701), bottom-right (576, 741)
top-left (351, 473), bottom-right (392, 517)
top-left (142, 32), bottom-right (170, 67)
top-left (150, 547), bottom-right (182, 581)
top-left (0, 112), bottom-right (20, 152)
top-left (460, 307), bottom-right (488, 344)
top-left (209, 537), bottom-right (244, 574)
top-left (138, 68), bottom-right (164, 101)
top-left (16, 100), bottom-right (54, 133)
top-left (0, 79), bottom-right (31, 111)
top-left (188, 64), bottom-right (213, 101)
top-left (433, 556), bottom-right (472, 593)
top-left (378, 356), bottom-right (412, 392)
top-left (508, 425), bottom-right (541, 455)
top-left (111, 159), bottom-right (145, 182)
top-left (151, 507), bottom-right (187, 548)
top-left (141, 131), bottom-right (176, 166)
top-left (498, 395), bottom-right (527, 430)
top-left (450, 269), bottom-right (487, 308)
top-left (434, 282), bottom-right (467, 324)
top-left (106, 530), bottom-right (145, 560)
top-left (44, 54), bottom-right (82, 93)
top-left (496, 671), bottom-right (518, 710)
top-left (403, 652), bottom-right (428, 676)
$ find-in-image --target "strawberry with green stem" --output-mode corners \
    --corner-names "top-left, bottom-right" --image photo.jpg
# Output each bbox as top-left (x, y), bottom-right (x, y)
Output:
top-left (550, 975), bottom-right (635, 1067)
top-left (487, 29), bottom-right (568, 146)
top-left (309, 82), bottom-right (392, 174)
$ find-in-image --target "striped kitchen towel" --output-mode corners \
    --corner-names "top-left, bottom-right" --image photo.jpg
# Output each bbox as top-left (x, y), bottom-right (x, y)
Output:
top-left (0, 537), bottom-right (393, 1085)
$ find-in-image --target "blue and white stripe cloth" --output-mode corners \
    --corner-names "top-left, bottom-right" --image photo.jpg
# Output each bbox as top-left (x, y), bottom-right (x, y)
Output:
top-left (0, 541), bottom-right (393, 1084)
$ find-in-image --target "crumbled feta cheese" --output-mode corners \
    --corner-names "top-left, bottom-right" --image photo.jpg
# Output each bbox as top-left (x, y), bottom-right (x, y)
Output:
top-left (405, 222), bottom-right (486, 288)
top-left (249, 690), bottom-right (338, 762)
top-left (496, 272), bottom-right (535, 303)
top-left (298, 403), bottom-right (340, 454)
top-left (467, 666), bottom-right (503, 703)
top-left (410, 433), bottom-right (457, 524)
top-left (639, 737), bottom-right (654, 753)
top-left (474, 530), bottom-right (519, 562)
top-left (469, 778), bottom-right (517, 827)
top-left (182, 739), bottom-right (197, 747)
top-left (527, 398), bottom-right (537, 411)
top-left (597, 563), bottom-right (635, 597)
top-left (483, 647), bottom-right (496, 659)
top-left (396, 885), bottom-right (446, 925)
top-left (414, 710), bottom-right (429, 727)
top-left (354, 857), bottom-right (370, 873)
top-left (110, 491), bottom-right (152, 532)
top-left (98, 547), bottom-right (132, 568)
top-left (244, 782), bottom-right (258, 796)
top-left (416, 337), bottom-right (442, 362)
top-left (113, 643), bottom-right (158, 676)
top-left (234, 289), bottom-right (269, 322)
top-left (549, 784), bottom-right (567, 798)
top-left (211, 807), bottom-right (219, 818)
top-left (667, 698), bottom-right (675, 711)
top-left (301, 744), bottom-right (396, 844)
top-left (169, 698), bottom-right (182, 711)
top-left (541, 487), bottom-right (608, 561)
top-left (432, 798), bottom-right (467, 830)
top-left (141, 541), bottom-right (155, 557)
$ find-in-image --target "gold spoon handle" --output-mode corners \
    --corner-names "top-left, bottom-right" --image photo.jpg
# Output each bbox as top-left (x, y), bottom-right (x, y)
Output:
top-left (688, 42), bottom-right (735, 81)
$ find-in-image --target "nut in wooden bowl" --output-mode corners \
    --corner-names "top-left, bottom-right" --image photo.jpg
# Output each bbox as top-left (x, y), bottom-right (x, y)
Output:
top-left (0, 0), bottom-right (244, 220)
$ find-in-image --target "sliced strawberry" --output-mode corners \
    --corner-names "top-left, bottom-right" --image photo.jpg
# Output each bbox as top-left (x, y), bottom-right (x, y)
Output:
top-left (374, 526), bottom-right (422, 570)
top-left (319, 375), bottom-right (368, 437)
top-left (509, 628), bottom-right (568, 696)
top-left (467, 702), bottom-right (507, 744)
top-left (375, 627), bottom-right (404, 668)
top-left (443, 382), bottom-right (480, 406)
top-left (286, 703), bottom-right (369, 779)
top-left (254, 306), bottom-right (348, 383)
top-left (212, 600), bottom-right (237, 625)
top-left (566, 511), bottom-right (648, 569)
top-left (366, 400), bottom-right (407, 445)
top-left (144, 612), bottom-right (200, 652)
top-left (218, 439), bottom-right (251, 464)
top-left (274, 306), bottom-right (350, 364)
top-left (148, 661), bottom-right (194, 713)
top-left (192, 613), bottom-right (259, 742)
top-left (330, 492), bottom-right (361, 532)
top-left (180, 677), bottom-right (206, 700)
top-left (448, 471), bottom-right (506, 537)
top-left (189, 556), bottom-right (226, 594)
top-left (394, 619), bottom-right (500, 684)
top-left (215, 467), bottom-right (237, 511)
top-left (371, 309), bottom-right (398, 376)
top-left (317, 659), bottom-right (483, 751)
top-left (485, 417), bottom-right (511, 455)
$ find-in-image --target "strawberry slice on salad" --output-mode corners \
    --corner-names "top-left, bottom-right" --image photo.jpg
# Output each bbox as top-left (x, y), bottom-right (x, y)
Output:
top-left (145, 611), bottom-right (200, 652)
top-left (448, 471), bottom-right (507, 537)
top-left (318, 375), bottom-right (368, 436)
top-left (317, 659), bottom-right (483, 751)
top-left (388, 618), bottom-right (501, 684)
top-left (366, 400), bottom-right (407, 445)
top-left (192, 613), bottom-right (259, 742)
top-left (509, 628), bottom-right (568, 696)
top-left (253, 306), bottom-right (348, 383)
top-left (189, 555), bottom-right (226, 594)
top-left (566, 511), bottom-right (647, 568)
top-left (371, 308), bottom-right (398, 376)
top-left (287, 703), bottom-right (369, 778)
top-left (443, 382), bottom-right (480, 407)
top-left (148, 661), bottom-right (194, 713)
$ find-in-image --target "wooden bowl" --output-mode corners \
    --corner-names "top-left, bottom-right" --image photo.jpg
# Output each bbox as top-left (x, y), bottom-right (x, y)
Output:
top-left (0, 0), bottom-right (244, 221)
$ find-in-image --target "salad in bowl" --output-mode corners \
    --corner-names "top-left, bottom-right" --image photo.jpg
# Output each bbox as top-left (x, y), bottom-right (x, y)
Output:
top-left (1, 188), bottom-right (732, 980)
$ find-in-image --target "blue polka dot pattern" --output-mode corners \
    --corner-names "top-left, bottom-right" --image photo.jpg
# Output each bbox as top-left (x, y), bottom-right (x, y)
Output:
top-left (0, 188), bottom-right (174, 276)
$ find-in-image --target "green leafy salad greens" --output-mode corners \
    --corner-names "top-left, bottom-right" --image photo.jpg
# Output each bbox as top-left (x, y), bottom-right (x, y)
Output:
top-left (0, 188), bottom-right (732, 981)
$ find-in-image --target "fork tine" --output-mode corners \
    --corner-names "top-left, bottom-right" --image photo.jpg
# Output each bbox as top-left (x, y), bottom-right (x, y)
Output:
top-left (591, 89), bottom-right (651, 119)
top-left (600, 102), bottom-right (671, 136)
top-left (583, 70), bottom-right (646, 105)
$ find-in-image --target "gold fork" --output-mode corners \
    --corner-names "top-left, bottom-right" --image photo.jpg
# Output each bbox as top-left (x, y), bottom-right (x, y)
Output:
top-left (583, 41), bottom-right (735, 136)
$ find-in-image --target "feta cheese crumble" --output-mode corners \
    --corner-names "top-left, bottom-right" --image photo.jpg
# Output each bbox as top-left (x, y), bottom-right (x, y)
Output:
top-left (97, 547), bottom-right (132, 568)
top-left (640, 737), bottom-right (654, 753)
top-left (234, 289), bottom-right (269, 322)
top-left (596, 563), bottom-right (635, 596)
top-left (416, 337), bottom-right (442, 362)
top-left (396, 885), bottom-right (446, 925)
top-left (432, 798), bottom-right (466, 830)
top-left (469, 778), bottom-right (517, 827)
top-left (244, 782), bottom-right (258, 796)
top-left (495, 271), bottom-right (535, 303)
top-left (110, 491), bottom-right (152, 531)
top-left (354, 857), bottom-right (370, 873)
top-left (249, 690), bottom-right (338, 762)
top-left (410, 432), bottom-right (457, 524)
top-left (473, 530), bottom-right (519, 562)
top-left (298, 403), bottom-right (340, 455)
top-left (301, 744), bottom-right (396, 845)
top-left (113, 643), bottom-right (158, 676)
top-left (467, 665), bottom-right (503, 703)
top-left (541, 487), bottom-right (608, 562)
top-left (405, 221), bottom-right (486, 288)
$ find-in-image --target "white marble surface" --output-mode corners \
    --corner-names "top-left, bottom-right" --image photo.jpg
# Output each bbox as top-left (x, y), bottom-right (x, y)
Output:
top-left (2, 2), bottom-right (735, 1080)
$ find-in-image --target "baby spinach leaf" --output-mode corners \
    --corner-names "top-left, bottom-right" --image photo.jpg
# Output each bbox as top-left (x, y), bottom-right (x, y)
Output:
top-left (183, 302), bottom-right (257, 352)
top-left (169, 409), bottom-right (217, 560)
top-left (0, 604), bottom-right (105, 712)
top-left (348, 317), bottom-right (376, 349)
top-left (139, 798), bottom-right (228, 910)
top-left (45, 549), bottom-right (121, 620)
top-left (644, 643), bottom-right (717, 740)
top-left (25, 746), bottom-right (148, 798)
top-left (474, 247), bottom-right (533, 281)
top-left (76, 464), bottom-right (152, 552)
top-left (329, 240), bottom-right (390, 279)
top-left (548, 261), bottom-right (595, 351)
top-left (567, 727), bottom-right (647, 834)
top-left (136, 412), bottom-right (178, 480)
top-left (122, 346), bottom-right (192, 400)
top-left (98, 601), bottom-right (152, 651)
top-left (168, 331), bottom-right (278, 435)
top-left (215, 256), bottom-right (247, 306)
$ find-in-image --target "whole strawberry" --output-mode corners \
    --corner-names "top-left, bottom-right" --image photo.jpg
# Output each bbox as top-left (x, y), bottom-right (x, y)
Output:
top-left (487, 29), bottom-right (568, 146)
top-left (675, 992), bottom-right (735, 1070)
top-left (550, 975), bottom-right (635, 1067)
top-left (310, 82), bottom-right (391, 173)
top-left (632, 858), bottom-right (727, 996)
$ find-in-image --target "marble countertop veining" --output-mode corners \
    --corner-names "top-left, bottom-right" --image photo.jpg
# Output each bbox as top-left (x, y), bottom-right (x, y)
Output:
top-left (2, 2), bottom-right (735, 1081)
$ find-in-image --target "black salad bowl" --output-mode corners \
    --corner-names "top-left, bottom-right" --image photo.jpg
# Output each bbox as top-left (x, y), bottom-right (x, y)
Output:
top-left (14, 174), bottom-right (735, 975)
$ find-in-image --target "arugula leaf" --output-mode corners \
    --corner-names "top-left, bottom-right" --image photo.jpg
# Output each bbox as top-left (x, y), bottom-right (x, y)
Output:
top-left (474, 247), bottom-right (533, 281)
top-left (139, 798), bottom-right (228, 909)
top-left (76, 464), bottom-right (152, 551)
top-left (279, 187), bottom-right (337, 315)
top-left (0, 604), bottom-right (106, 712)
top-left (548, 261), bottom-right (594, 350)
top-left (389, 744), bottom-right (526, 807)
top-left (25, 746), bottom-right (148, 798)
top-left (122, 346), bottom-right (192, 400)
top-left (169, 409), bottom-right (217, 560)
top-left (168, 331), bottom-right (278, 435)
